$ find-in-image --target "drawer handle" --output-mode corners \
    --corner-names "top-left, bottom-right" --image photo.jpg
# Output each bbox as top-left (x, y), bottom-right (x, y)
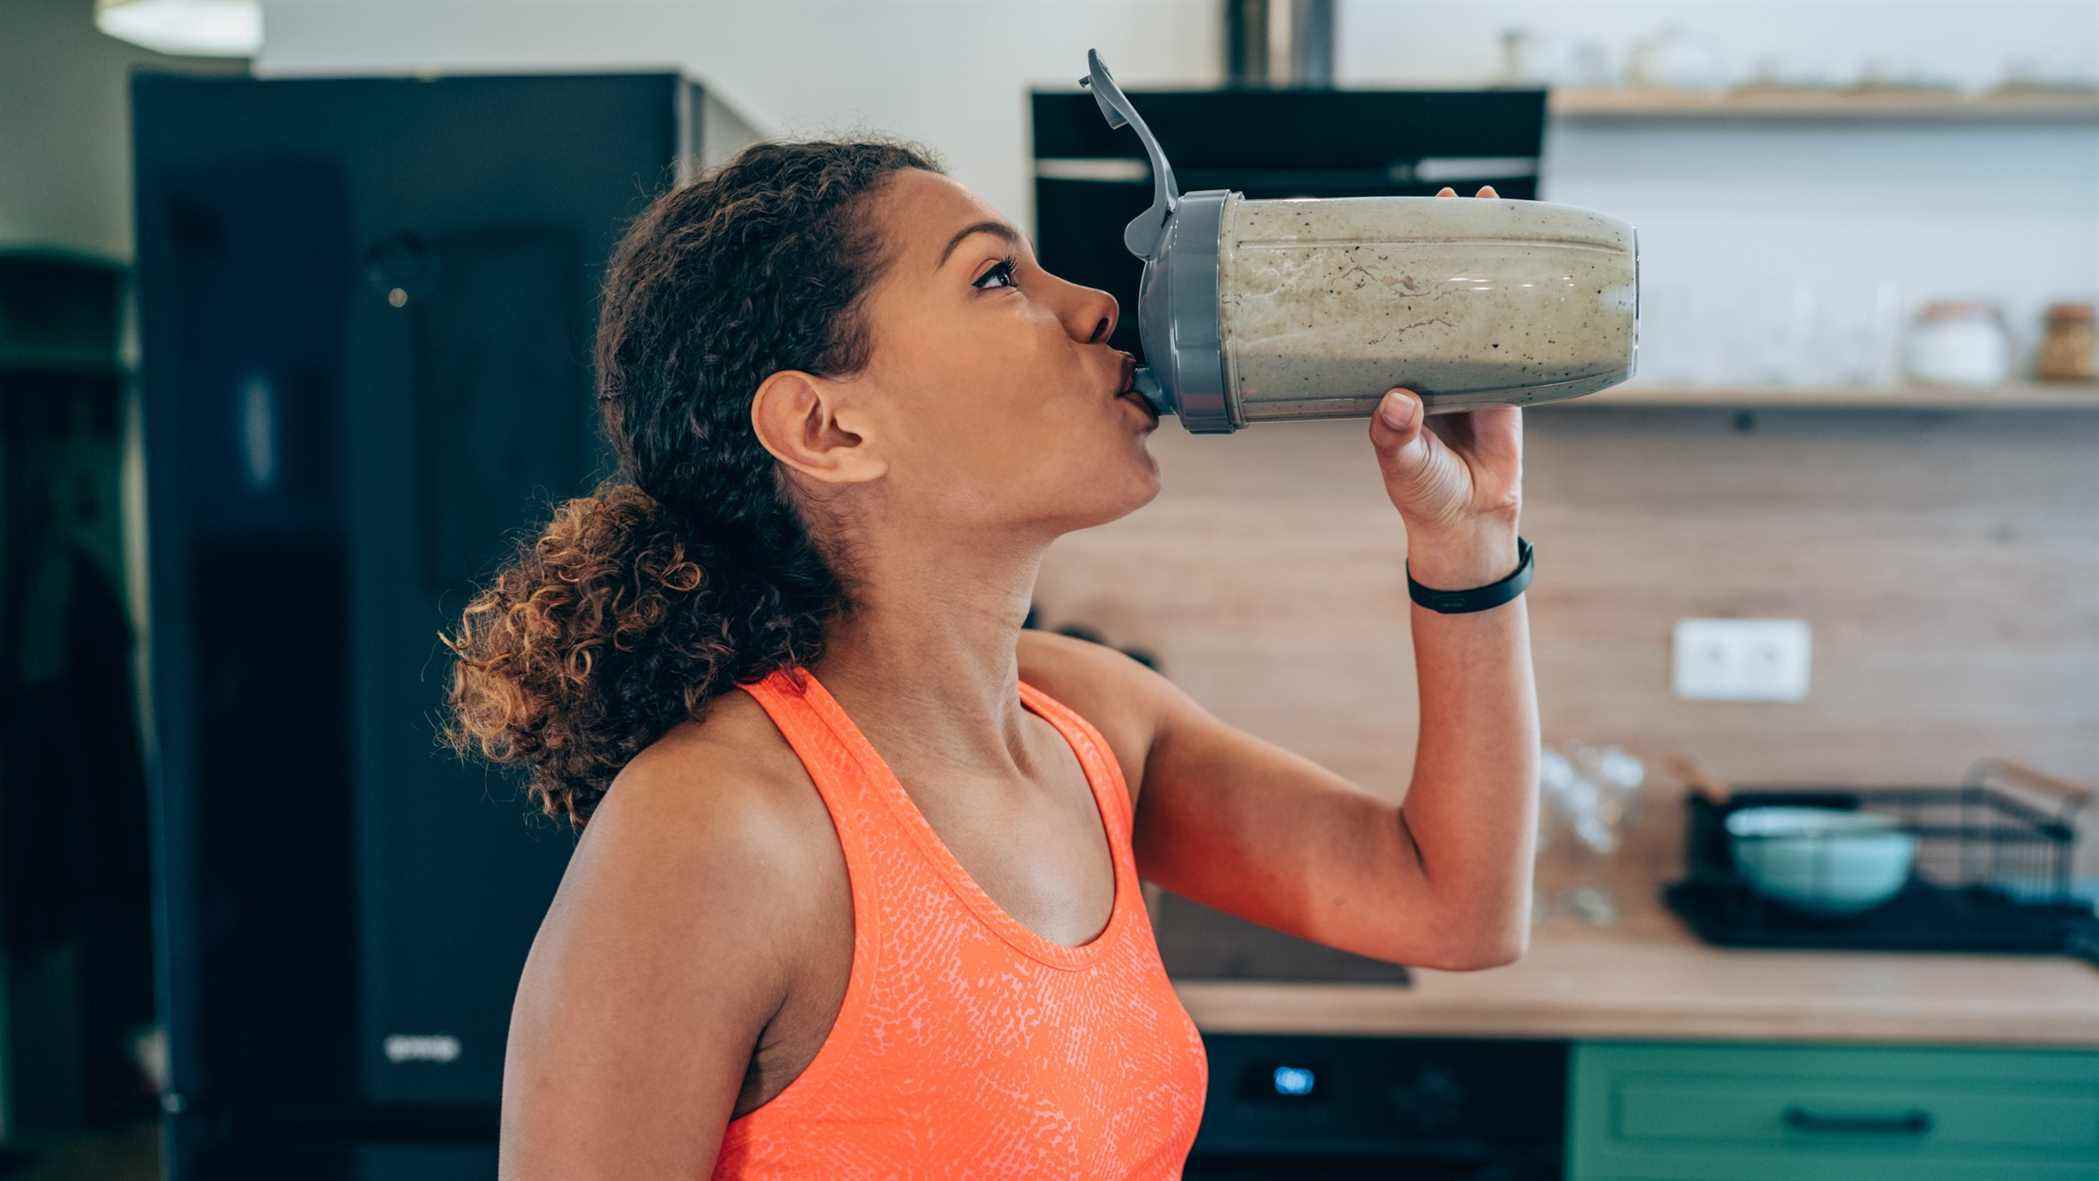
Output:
top-left (1782, 1105), bottom-right (1934, 1136)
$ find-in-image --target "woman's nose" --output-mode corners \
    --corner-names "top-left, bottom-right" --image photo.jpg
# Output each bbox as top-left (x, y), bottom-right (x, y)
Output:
top-left (1062, 282), bottom-right (1119, 345)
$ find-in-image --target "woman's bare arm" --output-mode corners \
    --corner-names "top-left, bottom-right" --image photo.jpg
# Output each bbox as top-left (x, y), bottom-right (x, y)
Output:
top-left (498, 754), bottom-right (796, 1179)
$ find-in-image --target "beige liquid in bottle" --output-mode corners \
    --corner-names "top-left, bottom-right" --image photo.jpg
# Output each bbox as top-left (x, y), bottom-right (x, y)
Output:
top-left (1218, 195), bottom-right (1638, 419)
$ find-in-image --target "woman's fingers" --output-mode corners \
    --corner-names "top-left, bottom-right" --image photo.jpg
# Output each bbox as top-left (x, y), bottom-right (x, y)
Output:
top-left (1369, 387), bottom-right (1470, 522)
top-left (1476, 184), bottom-right (1500, 199)
top-left (1436, 186), bottom-right (1456, 198)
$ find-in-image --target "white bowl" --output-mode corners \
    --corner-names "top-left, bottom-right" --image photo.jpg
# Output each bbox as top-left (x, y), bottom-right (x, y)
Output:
top-left (1725, 806), bottom-right (1917, 917)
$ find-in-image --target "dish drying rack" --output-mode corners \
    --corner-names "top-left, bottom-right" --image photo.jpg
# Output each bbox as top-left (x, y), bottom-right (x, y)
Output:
top-left (1662, 758), bottom-right (2099, 965)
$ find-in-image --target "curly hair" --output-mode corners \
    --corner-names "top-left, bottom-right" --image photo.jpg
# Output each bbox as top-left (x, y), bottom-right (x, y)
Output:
top-left (438, 139), bottom-right (941, 828)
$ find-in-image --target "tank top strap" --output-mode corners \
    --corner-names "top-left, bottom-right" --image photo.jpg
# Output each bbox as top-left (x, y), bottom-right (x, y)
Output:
top-left (737, 665), bottom-right (919, 856)
top-left (731, 665), bottom-right (886, 982)
top-left (1015, 678), bottom-right (1137, 845)
top-left (734, 665), bottom-right (879, 834)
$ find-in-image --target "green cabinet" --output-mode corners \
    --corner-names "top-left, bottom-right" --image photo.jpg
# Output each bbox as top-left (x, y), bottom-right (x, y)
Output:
top-left (1568, 1041), bottom-right (2099, 1180)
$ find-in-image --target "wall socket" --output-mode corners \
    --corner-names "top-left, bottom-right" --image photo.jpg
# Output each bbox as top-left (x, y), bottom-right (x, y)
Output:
top-left (1672, 618), bottom-right (1812, 701)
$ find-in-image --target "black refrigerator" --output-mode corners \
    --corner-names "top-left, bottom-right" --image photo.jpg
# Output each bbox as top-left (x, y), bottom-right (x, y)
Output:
top-left (131, 69), bottom-right (755, 1179)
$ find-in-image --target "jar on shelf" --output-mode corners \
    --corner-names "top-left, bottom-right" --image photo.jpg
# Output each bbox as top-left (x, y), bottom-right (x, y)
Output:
top-left (2036, 301), bottom-right (2096, 383)
top-left (1901, 300), bottom-right (2011, 387)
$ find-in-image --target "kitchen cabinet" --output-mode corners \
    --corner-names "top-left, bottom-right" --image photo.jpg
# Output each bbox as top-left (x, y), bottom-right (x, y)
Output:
top-left (1567, 1040), bottom-right (2099, 1180)
top-left (1174, 790), bottom-right (2099, 1177)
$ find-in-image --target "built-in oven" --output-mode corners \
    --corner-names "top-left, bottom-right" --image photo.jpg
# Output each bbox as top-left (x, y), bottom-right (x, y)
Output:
top-left (1152, 893), bottom-right (1564, 1177)
top-left (1187, 1033), bottom-right (1567, 1180)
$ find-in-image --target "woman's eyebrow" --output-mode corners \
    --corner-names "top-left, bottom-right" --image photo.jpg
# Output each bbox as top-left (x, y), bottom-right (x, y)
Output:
top-left (935, 220), bottom-right (1022, 270)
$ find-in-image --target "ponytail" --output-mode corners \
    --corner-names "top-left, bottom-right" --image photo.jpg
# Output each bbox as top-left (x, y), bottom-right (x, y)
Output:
top-left (438, 138), bottom-right (937, 826)
top-left (437, 481), bottom-right (825, 826)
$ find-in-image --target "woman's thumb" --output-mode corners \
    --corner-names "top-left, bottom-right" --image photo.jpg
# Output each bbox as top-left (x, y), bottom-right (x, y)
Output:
top-left (1369, 387), bottom-right (1430, 470)
top-left (1368, 388), bottom-right (1456, 510)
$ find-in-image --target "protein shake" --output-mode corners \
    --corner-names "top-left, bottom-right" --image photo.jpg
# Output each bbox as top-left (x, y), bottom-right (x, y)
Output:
top-left (1084, 48), bottom-right (1640, 432)
top-left (1217, 195), bottom-right (1638, 421)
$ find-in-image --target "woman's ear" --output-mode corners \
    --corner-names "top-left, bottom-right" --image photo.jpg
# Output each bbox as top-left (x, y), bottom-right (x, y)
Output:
top-left (749, 370), bottom-right (888, 486)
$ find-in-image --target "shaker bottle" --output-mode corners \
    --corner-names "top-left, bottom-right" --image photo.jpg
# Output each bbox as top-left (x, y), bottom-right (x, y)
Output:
top-left (1082, 50), bottom-right (1640, 433)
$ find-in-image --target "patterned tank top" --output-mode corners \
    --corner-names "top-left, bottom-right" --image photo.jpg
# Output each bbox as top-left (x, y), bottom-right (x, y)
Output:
top-left (710, 665), bottom-right (1209, 1179)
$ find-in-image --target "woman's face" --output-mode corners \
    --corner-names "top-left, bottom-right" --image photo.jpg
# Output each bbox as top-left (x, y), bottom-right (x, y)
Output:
top-left (762, 168), bottom-right (1161, 547)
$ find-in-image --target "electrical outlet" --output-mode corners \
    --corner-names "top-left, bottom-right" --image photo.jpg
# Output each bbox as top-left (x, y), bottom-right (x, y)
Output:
top-left (1672, 618), bottom-right (1811, 701)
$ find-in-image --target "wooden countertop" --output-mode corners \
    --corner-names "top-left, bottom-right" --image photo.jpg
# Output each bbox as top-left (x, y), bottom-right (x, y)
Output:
top-left (1174, 920), bottom-right (2099, 1048)
top-left (1168, 777), bottom-right (2099, 1048)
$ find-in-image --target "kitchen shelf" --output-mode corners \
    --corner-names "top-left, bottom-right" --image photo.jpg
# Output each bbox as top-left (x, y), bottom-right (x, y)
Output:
top-left (1573, 381), bottom-right (2099, 410)
top-left (1549, 86), bottom-right (2099, 123)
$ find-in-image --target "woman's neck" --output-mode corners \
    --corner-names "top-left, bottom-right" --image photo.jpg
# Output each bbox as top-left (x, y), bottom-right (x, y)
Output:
top-left (810, 533), bottom-right (1054, 787)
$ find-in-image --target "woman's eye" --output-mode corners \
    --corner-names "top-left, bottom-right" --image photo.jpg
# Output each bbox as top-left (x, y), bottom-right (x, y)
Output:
top-left (973, 258), bottom-right (1017, 291)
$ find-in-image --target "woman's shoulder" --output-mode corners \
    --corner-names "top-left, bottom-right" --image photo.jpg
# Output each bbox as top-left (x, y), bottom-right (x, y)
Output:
top-left (595, 686), bottom-right (830, 855)
top-left (534, 683), bottom-right (843, 996)
top-left (552, 687), bottom-right (841, 955)
top-left (504, 689), bottom-right (834, 1172)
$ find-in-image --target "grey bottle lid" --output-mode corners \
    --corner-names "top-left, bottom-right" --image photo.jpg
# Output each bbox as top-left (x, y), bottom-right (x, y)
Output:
top-left (1081, 50), bottom-right (1235, 433)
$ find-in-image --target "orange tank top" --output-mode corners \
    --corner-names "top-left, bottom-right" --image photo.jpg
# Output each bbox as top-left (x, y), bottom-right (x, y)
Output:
top-left (711, 665), bottom-right (1210, 1179)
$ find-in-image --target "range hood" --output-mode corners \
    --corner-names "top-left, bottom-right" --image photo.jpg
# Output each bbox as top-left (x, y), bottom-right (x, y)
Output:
top-left (1225, 0), bottom-right (1336, 86)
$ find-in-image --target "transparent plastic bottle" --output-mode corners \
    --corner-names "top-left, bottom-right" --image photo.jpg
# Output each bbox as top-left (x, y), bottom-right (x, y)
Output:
top-left (1217, 193), bottom-right (1637, 422)
top-left (1084, 50), bottom-right (1640, 433)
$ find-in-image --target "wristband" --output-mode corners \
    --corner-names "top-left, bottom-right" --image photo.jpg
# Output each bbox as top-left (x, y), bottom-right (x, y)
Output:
top-left (1406, 536), bottom-right (1534, 615)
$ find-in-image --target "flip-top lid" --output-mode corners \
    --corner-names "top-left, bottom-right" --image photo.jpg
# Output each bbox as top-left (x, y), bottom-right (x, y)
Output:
top-left (1080, 50), bottom-right (1234, 433)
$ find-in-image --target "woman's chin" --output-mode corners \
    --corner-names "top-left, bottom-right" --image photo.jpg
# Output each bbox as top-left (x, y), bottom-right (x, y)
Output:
top-left (1117, 451), bottom-right (1165, 510)
top-left (1065, 463), bottom-right (1161, 531)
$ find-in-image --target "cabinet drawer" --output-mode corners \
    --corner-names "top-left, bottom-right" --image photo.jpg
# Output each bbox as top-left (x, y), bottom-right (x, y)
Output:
top-left (1570, 1041), bottom-right (2099, 1181)
top-left (1619, 1075), bottom-right (2097, 1150)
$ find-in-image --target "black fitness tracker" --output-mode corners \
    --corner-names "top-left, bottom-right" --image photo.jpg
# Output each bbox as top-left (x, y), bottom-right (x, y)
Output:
top-left (1406, 536), bottom-right (1534, 615)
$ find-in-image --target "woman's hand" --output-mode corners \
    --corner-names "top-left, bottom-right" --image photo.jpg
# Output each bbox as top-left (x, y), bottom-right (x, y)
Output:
top-left (1368, 184), bottom-right (1524, 589)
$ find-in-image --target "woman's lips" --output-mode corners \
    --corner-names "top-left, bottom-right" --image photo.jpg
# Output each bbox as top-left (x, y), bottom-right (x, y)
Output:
top-left (1099, 350), bottom-right (1133, 392)
top-left (1109, 352), bottom-right (1155, 427)
top-left (1118, 390), bottom-right (1158, 428)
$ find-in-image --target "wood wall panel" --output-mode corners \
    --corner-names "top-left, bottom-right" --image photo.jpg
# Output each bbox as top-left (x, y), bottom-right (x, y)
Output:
top-left (1037, 408), bottom-right (2099, 826)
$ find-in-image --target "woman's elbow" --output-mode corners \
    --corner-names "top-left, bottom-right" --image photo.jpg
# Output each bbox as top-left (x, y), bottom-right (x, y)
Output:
top-left (1469, 926), bottom-right (1530, 969)
top-left (1413, 908), bottom-right (1531, 971)
top-left (1419, 933), bottom-right (1527, 971)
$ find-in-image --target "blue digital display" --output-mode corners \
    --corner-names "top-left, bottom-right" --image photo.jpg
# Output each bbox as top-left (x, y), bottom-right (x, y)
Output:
top-left (1271, 1064), bottom-right (1316, 1096)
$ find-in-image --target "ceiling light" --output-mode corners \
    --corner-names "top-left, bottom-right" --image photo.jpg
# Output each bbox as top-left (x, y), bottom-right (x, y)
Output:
top-left (95, 0), bottom-right (260, 58)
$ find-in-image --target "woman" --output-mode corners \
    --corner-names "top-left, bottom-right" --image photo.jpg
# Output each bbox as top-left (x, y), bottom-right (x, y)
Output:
top-left (443, 140), bottom-right (1537, 1179)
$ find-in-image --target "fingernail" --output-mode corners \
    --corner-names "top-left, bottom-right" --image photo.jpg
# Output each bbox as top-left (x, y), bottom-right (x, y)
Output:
top-left (1379, 391), bottom-right (1415, 429)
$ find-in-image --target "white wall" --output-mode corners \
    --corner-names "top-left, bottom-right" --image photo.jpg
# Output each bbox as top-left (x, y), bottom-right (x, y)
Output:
top-left (1542, 120), bottom-right (2098, 384)
top-left (0, 0), bottom-right (246, 258)
top-left (257, 0), bottom-right (1225, 236)
top-left (259, 0), bottom-right (2097, 380)
top-left (1335, 1), bottom-right (2098, 91)
top-left (1336, 0), bottom-right (2099, 380)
